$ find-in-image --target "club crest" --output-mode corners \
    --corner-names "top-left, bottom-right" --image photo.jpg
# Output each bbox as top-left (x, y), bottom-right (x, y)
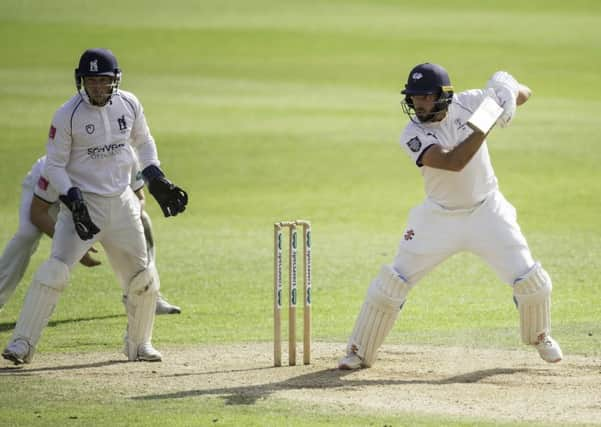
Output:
top-left (406, 136), bottom-right (422, 153)
top-left (117, 115), bottom-right (127, 131)
top-left (412, 72), bottom-right (423, 80)
top-left (90, 59), bottom-right (98, 72)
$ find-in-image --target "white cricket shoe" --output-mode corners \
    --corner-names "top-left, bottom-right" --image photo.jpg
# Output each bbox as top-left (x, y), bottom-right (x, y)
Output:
top-left (338, 352), bottom-right (363, 370)
top-left (535, 333), bottom-right (563, 363)
top-left (136, 342), bottom-right (162, 362)
top-left (2, 338), bottom-right (32, 365)
top-left (155, 294), bottom-right (181, 315)
top-left (124, 341), bottom-right (162, 362)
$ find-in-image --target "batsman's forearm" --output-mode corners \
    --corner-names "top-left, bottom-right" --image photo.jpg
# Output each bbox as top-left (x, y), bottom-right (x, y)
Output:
top-left (445, 129), bottom-right (487, 171)
top-left (516, 84), bottom-right (532, 106)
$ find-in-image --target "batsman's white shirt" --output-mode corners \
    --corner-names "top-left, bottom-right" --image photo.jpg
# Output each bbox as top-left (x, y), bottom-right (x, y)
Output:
top-left (395, 89), bottom-right (534, 285)
top-left (45, 90), bottom-right (158, 196)
top-left (401, 89), bottom-right (497, 210)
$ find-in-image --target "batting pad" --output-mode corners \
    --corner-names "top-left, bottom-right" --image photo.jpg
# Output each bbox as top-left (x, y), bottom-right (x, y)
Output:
top-left (125, 268), bottom-right (159, 360)
top-left (12, 258), bottom-right (70, 358)
top-left (347, 265), bottom-right (410, 367)
top-left (513, 263), bottom-right (552, 344)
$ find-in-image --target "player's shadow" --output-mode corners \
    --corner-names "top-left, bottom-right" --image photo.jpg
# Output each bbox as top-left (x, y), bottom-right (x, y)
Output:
top-left (132, 366), bottom-right (532, 406)
top-left (0, 313), bottom-right (124, 332)
top-left (0, 359), bottom-right (128, 375)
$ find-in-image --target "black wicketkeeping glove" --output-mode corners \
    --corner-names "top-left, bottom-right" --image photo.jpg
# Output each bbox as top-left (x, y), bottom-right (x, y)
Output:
top-left (59, 187), bottom-right (100, 240)
top-left (142, 165), bottom-right (188, 217)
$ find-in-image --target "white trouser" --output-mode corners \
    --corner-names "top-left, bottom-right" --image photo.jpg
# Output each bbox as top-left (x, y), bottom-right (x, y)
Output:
top-left (10, 187), bottom-right (151, 354)
top-left (393, 190), bottom-right (535, 285)
top-left (0, 184), bottom-right (57, 307)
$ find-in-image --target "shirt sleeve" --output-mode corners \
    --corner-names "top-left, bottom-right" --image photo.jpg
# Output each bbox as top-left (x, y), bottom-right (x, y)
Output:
top-left (44, 108), bottom-right (74, 195)
top-left (33, 174), bottom-right (60, 204)
top-left (399, 126), bottom-right (439, 167)
top-left (125, 92), bottom-right (160, 171)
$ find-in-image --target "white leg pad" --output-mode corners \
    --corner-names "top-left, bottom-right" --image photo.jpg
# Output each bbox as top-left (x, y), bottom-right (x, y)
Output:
top-left (12, 258), bottom-right (70, 360)
top-left (347, 265), bottom-right (410, 367)
top-left (513, 262), bottom-right (552, 344)
top-left (140, 210), bottom-right (155, 263)
top-left (125, 267), bottom-right (159, 360)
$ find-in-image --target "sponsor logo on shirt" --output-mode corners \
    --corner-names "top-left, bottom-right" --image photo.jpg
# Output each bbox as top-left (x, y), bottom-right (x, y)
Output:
top-left (406, 136), bottom-right (422, 153)
top-left (87, 143), bottom-right (126, 159)
top-left (49, 125), bottom-right (56, 139)
top-left (86, 124), bottom-right (95, 134)
top-left (37, 176), bottom-right (49, 191)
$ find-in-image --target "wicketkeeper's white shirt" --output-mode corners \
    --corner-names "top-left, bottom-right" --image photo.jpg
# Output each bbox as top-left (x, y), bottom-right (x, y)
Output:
top-left (45, 89), bottom-right (159, 197)
top-left (30, 155), bottom-right (144, 204)
top-left (400, 90), bottom-right (498, 209)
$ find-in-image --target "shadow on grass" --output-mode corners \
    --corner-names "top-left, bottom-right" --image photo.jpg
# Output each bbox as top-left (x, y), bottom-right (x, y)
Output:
top-left (0, 358), bottom-right (129, 374)
top-left (132, 366), bottom-right (533, 406)
top-left (0, 313), bottom-right (124, 332)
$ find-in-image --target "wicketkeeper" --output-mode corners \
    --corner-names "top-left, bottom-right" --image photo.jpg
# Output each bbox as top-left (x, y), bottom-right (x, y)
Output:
top-left (2, 48), bottom-right (188, 365)
top-left (0, 156), bottom-right (181, 315)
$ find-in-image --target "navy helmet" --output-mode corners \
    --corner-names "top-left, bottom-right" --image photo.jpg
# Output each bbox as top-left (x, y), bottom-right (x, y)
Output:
top-left (74, 48), bottom-right (122, 102)
top-left (401, 63), bottom-right (454, 119)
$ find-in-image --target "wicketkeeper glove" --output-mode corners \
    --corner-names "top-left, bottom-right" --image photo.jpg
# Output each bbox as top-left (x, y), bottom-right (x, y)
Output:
top-left (59, 187), bottom-right (100, 240)
top-left (142, 165), bottom-right (188, 217)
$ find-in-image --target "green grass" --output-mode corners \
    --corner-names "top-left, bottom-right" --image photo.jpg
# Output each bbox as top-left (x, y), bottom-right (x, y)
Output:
top-left (1, 0), bottom-right (600, 425)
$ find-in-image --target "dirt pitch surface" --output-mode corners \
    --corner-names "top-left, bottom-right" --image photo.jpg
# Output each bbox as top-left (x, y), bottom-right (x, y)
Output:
top-left (2, 342), bottom-right (601, 425)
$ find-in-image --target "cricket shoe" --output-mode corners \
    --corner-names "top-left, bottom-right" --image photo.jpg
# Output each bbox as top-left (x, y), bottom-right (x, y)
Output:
top-left (124, 341), bottom-right (162, 362)
top-left (338, 352), bottom-right (364, 370)
top-left (535, 333), bottom-right (563, 363)
top-left (2, 338), bottom-right (33, 365)
top-left (155, 294), bottom-right (181, 315)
